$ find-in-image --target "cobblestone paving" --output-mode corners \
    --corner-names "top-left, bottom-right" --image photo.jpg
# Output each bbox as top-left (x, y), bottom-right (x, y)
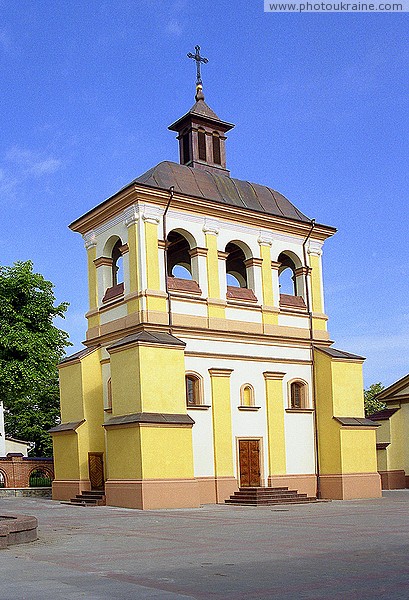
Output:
top-left (0, 491), bottom-right (409, 599)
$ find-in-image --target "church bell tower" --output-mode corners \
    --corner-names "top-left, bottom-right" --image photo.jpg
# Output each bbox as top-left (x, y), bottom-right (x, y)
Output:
top-left (168, 45), bottom-right (234, 176)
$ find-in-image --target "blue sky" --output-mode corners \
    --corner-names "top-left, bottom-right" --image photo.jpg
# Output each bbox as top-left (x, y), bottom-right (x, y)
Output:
top-left (0, 1), bottom-right (407, 387)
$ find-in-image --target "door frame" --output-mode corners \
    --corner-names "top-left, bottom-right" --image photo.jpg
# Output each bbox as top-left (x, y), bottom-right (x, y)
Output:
top-left (88, 452), bottom-right (105, 491)
top-left (236, 437), bottom-right (264, 488)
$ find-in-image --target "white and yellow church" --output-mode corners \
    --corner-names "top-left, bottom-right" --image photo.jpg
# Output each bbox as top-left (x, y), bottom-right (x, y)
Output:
top-left (51, 63), bottom-right (382, 509)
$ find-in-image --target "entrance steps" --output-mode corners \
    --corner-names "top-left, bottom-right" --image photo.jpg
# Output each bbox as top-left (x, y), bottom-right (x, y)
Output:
top-left (64, 490), bottom-right (106, 507)
top-left (225, 486), bottom-right (317, 506)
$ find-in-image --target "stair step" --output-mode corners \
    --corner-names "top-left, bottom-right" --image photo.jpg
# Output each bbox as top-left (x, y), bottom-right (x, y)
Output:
top-left (81, 490), bottom-right (105, 496)
top-left (225, 486), bottom-right (316, 506)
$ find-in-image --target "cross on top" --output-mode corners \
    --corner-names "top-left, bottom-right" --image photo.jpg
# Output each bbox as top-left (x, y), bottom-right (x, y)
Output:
top-left (187, 45), bottom-right (208, 87)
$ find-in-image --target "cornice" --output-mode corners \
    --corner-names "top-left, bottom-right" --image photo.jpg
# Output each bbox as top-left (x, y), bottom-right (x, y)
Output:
top-left (71, 182), bottom-right (336, 242)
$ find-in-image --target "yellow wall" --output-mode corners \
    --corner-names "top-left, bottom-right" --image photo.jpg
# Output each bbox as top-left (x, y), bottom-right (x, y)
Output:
top-left (309, 254), bottom-right (323, 314)
top-left (144, 220), bottom-right (160, 290)
top-left (106, 427), bottom-right (142, 479)
top-left (387, 411), bottom-right (406, 471)
top-left (138, 346), bottom-right (186, 413)
top-left (109, 343), bottom-right (186, 415)
top-left (314, 348), bottom-right (376, 476)
top-left (332, 361), bottom-right (364, 417)
top-left (264, 373), bottom-right (286, 475)
top-left (59, 362), bottom-right (84, 423)
top-left (210, 370), bottom-right (234, 478)
top-left (127, 221), bottom-right (139, 294)
top-left (140, 426), bottom-right (195, 478)
top-left (110, 346), bottom-right (141, 415)
top-left (87, 245), bottom-right (98, 309)
top-left (340, 429), bottom-right (378, 473)
top-left (52, 433), bottom-right (80, 480)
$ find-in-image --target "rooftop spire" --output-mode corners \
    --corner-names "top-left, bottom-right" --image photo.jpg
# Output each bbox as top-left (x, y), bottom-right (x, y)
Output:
top-left (187, 45), bottom-right (208, 101)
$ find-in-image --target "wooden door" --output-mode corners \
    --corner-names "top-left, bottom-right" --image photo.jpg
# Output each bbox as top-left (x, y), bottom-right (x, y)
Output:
top-left (88, 453), bottom-right (104, 491)
top-left (239, 439), bottom-right (261, 487)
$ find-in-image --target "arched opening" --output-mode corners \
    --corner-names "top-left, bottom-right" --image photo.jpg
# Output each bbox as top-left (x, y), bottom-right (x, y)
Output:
top-left (112, 239), bottom-right (124, 287)
top-left (167, 231), bottom-right (192, 280)
top-left (212, 133), bottom-right (221, 165)
top-left (29, 468), bottom-right (52, 487)
top-left (0, 471), bottom-right (6, 488)
top-left (278, 253), bottom-right (296, 295)
top-left (240, 384), bottom-right (255, 407)
top-left (226, 242), bottom-right (247, 288)
top-left (166, 230), bottom-right (202, 294)
top-left (278, 252), bottom-right (306, 309)
top-left (102, 236), bottom-right (125, 303)
top-left (198, 129), bottom-right (207, 161)
top-left (290, 381), bottom-right (307, 409)
top-left (225, 242), bottom-right (257, 302)
top-left (185, 373), bottom-right (203, 406)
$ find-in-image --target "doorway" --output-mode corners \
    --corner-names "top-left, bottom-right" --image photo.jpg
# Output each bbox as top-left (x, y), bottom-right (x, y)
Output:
top-left (238, 439), bottom-right (261, 487)
top-left (88, 453), bottom-right (105, 491)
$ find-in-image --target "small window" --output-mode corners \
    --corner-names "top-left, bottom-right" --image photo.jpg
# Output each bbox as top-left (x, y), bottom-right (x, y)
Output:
top-left (212, 134), bottom-right (221, 165)
top-left (182, 133), bottom-right (191, 164)
top-left (185, 374), bottom-right (202, 406)
top-left (198, 130), bottom-right (207, 161)
top-left (240, 384), bottom-right (255, 407)
top-left (290, 381), bottom-right (307, 409)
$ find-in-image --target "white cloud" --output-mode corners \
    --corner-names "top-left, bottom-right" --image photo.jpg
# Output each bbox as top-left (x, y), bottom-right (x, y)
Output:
top-left (166, 18), bottom-right (183, 37)
top-left (5, 146), bottom-right (62, 177)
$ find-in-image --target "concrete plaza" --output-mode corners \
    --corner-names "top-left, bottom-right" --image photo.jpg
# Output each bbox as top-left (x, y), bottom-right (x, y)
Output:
top-left (0, 491), bottom-right (409, 599)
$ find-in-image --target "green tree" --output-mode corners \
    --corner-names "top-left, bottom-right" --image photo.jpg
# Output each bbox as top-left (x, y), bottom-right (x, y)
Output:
top-left (0, 261), bottom-right (71, 456)
top-left (364, 382), bottom-right (386, 416)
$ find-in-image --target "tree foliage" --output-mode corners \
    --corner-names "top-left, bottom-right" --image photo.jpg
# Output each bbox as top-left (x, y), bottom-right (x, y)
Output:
top-left (0, 261), bottom-right (70, 456)
top-left (364, 382), bottom-right (386, 416)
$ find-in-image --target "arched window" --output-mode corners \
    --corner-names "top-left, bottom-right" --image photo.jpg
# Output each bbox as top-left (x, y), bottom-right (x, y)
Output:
top-left (240, 384), bottom-right (255, 407)
top-left (212, 133), bottom-right (221, 165)
top-left (278, 252), bottom-right (296, 295)
top-left (29, 468), bottom-right (52, 487)
top-left (185, 373), bottom-right (202, 406)
top-left (290, 381), bottom-right (307, 409)
top-left (167, 231), bottom-right (193, 280)
top-left (0, 471), bottom-right (6, 488)
top-left (278, 252), bottom-right (306, 309)
top-left (226, 242), bottom-right (247, 288)
top-left (112, 239), bottom-right (124, 287)
top-left (198, 129), bottom-right (207, 161)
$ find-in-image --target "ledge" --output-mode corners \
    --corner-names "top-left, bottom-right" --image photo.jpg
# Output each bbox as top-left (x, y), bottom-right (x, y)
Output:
top-left (103, 412), bottom-right (195, 427)
top-left (186, 405), bottom-right (211, 410)
top-left (333, 416), bottom-right (379, 428)
top-left (285, 409), bottom-right (314, 414)
top-left (238, 406), bottom-right (261, 411)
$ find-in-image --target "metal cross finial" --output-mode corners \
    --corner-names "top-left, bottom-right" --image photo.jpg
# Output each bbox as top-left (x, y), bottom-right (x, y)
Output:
top-left (187, 45), bottom-right (208, 87)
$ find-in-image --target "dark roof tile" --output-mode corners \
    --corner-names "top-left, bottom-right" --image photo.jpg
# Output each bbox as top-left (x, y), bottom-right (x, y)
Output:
top-left (124, 161), bottom-right (311, 223)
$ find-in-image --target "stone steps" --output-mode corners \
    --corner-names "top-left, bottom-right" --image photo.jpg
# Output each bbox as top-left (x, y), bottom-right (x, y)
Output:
top-left (225, 486), bottom-right (317, 506)
top-left (66, 490), bottom-right (106, 507)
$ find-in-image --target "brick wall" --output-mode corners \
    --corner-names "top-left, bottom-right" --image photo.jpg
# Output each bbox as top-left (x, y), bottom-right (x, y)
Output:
top-left (0, 455), bottom-right (54, 488)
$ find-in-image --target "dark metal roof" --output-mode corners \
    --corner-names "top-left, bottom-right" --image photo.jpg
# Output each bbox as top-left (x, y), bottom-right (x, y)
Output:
top-left (315, 346), bottom-right (365, 361)
top-left (48, 420), bottom-right (85, 433)
top-left (334, 417), bottom-right (379, 427)
top-left (168, 98), bottom-right (234, 132)
top-left (103, 413), bottom-right (194, 427)
top-left (107, 329), bottom-right (186, 351)
top-left (59, 347), bottom-right (97, 364)
top-left (129, 161), bottom-right (310, 223)
top-left (367, 408), bottom-right (400, 421)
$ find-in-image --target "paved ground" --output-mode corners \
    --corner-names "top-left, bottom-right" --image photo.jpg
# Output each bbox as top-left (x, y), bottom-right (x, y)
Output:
top-left (0, 491), bottom-right (409, 599)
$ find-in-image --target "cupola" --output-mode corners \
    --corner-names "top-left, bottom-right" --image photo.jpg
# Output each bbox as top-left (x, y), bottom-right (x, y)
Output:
top-left (168, 45), bottom-right (234, 176)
